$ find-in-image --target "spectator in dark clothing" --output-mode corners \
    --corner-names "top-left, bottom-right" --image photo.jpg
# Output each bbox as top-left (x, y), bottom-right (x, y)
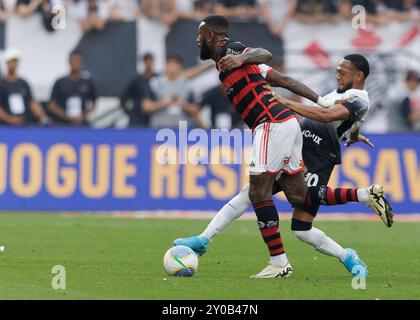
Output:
top-left (142, 52), bottom-right (158, 80)
top-left (120, 53), bottom-right (158, 127)
top-left (386, 70), bottom-right (420, 132)
top-left (120, 76), bottom-right (154, 127)
top-left (201, 84), bottom-right (242, 129)
top-left (0, 48), bottom-right (48, 126)
top-left (48, 50), bottom-right (97, 126)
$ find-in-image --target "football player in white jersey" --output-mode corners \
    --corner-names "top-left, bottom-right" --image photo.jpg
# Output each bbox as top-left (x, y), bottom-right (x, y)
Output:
top-left (175, 54), bottom-right (393, 278)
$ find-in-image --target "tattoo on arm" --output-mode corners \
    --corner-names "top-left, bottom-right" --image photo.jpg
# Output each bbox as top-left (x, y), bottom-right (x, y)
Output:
top-left (243, 48), bottom-right (273, 65)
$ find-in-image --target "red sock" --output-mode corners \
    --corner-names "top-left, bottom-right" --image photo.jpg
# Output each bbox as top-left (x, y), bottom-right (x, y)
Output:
top-left (261, 226), bottom-right (285, 256)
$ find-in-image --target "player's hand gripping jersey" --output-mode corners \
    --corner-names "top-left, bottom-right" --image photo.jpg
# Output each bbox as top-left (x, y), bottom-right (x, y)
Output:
top-left (216, 40), bottom-right (296, 130)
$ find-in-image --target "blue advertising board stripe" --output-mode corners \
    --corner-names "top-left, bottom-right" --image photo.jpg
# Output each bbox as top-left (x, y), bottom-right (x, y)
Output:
top-left (0, 127), bottom-right (418, 213)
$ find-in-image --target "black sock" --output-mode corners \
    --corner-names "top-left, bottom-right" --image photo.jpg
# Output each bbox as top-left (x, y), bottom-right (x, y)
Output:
top-left (252, 200), bottom-right (285, 256)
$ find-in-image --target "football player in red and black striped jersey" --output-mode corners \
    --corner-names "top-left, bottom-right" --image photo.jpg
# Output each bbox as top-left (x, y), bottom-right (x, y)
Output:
top-left (195, 15), bottom-right (321, 278)
top-left (192, 15), bottom-right (370, 278)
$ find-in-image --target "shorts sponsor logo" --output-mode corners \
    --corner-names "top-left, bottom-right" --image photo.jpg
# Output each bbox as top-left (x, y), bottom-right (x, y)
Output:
top-left (302, 130), bottom-right (323, 145)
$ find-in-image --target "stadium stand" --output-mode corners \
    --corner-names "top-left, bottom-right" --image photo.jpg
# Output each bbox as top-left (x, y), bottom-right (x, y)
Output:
top-left (0, 0), bottom-right (419, 131)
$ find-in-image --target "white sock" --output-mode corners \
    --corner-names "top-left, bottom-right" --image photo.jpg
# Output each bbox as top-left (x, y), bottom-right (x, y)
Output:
top-left (293, 227), bottom-right (347, 261)
top-left (200, 183), bottom-right (251, 241)
top-left (357, 188), bottom-right (369, 203)
top-left (270, 253), bottom-right (289, 268)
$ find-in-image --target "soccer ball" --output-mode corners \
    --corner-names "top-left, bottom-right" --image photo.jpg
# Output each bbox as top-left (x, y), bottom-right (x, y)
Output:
top-left (163, 245), bottom-right (198, 277)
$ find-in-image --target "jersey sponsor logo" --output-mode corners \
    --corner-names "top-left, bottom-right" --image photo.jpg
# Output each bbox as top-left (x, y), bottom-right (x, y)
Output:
top-left (302, 130), bottom-right (323, 145)
top-left (226, 48), bottom-right (243, 56)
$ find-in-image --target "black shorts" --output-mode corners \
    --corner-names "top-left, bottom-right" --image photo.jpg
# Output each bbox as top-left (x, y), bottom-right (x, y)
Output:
top-left (304, 164), bottom-right (335, 187)
top-left (274, 164), bottom-right (335, 189)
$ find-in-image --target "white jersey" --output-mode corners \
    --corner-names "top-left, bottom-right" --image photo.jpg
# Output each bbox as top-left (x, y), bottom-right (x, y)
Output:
top-left (320, 89), bottom-right (370, 143)
top-left (258, 63), bottom-right (370, 143)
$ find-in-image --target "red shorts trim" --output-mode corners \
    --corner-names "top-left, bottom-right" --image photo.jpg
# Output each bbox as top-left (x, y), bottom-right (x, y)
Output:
top-left (281, 166), bottom-right (305, 176)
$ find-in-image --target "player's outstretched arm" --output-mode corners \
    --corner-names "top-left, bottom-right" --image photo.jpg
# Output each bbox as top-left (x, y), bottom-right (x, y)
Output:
top-left (219, 48), bottom-right (272, 72)
top-left (263, 86), bottom-right (349, 123)
top-left (266, 69), bottom-right (331, 107)
top-left (266, 70), bottom-right (319, 103)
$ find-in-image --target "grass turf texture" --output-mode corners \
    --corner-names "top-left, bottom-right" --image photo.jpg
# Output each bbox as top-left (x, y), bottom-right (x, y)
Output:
top-left (0, 213), bottom-right (419, 300)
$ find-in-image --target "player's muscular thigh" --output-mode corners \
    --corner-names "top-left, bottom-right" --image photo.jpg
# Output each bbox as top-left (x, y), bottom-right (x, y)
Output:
top-left (278, 173), bottom-right (315, 222)
top-left (249, 173), bottom-right (276, 204)
top-left (278, 172), bottom-right (308, 208)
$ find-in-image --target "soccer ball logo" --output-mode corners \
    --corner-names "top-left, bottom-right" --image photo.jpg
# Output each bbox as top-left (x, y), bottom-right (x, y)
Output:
top-left (163, 245), bottom-right (199, 277)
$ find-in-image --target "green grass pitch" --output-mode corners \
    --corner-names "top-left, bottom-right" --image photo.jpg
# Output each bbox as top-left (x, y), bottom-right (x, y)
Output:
top-left (0, 213), bottom-right (419, 300)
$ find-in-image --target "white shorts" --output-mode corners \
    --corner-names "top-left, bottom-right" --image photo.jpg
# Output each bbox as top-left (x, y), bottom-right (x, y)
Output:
top-left (249, 118), bottom-right (304, 176)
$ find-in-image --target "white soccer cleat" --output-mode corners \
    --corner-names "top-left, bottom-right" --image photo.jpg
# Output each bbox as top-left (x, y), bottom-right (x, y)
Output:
top-left (250, 263), bottom-right (293, 279)
top-left (367, 184), bottom-right (394, 228)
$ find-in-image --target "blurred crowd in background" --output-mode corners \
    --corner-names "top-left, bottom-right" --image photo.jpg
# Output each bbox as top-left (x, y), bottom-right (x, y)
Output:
top-left (0, 1), bottom-right (419, 32)
top-left (0, 0), bottom-right (419, 132)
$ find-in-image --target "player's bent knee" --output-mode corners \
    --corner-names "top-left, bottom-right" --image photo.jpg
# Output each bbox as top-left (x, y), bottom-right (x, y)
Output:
top-left (240, 183), bottom-right (250, 194)
top-left (295, 187), bottom-right (321, 217)
top-left (288, 194), bottom-right (306, 208)
top-left (291, 219), bottom-right (313, 242)
top-left (229, 183), bottom-right (251, 215)
top-left (293, 230), bottom-right (311, 242)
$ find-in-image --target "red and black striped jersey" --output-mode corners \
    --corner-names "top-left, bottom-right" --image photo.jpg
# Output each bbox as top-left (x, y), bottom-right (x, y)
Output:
top-left (216, 40), bottom-right (296, 130)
